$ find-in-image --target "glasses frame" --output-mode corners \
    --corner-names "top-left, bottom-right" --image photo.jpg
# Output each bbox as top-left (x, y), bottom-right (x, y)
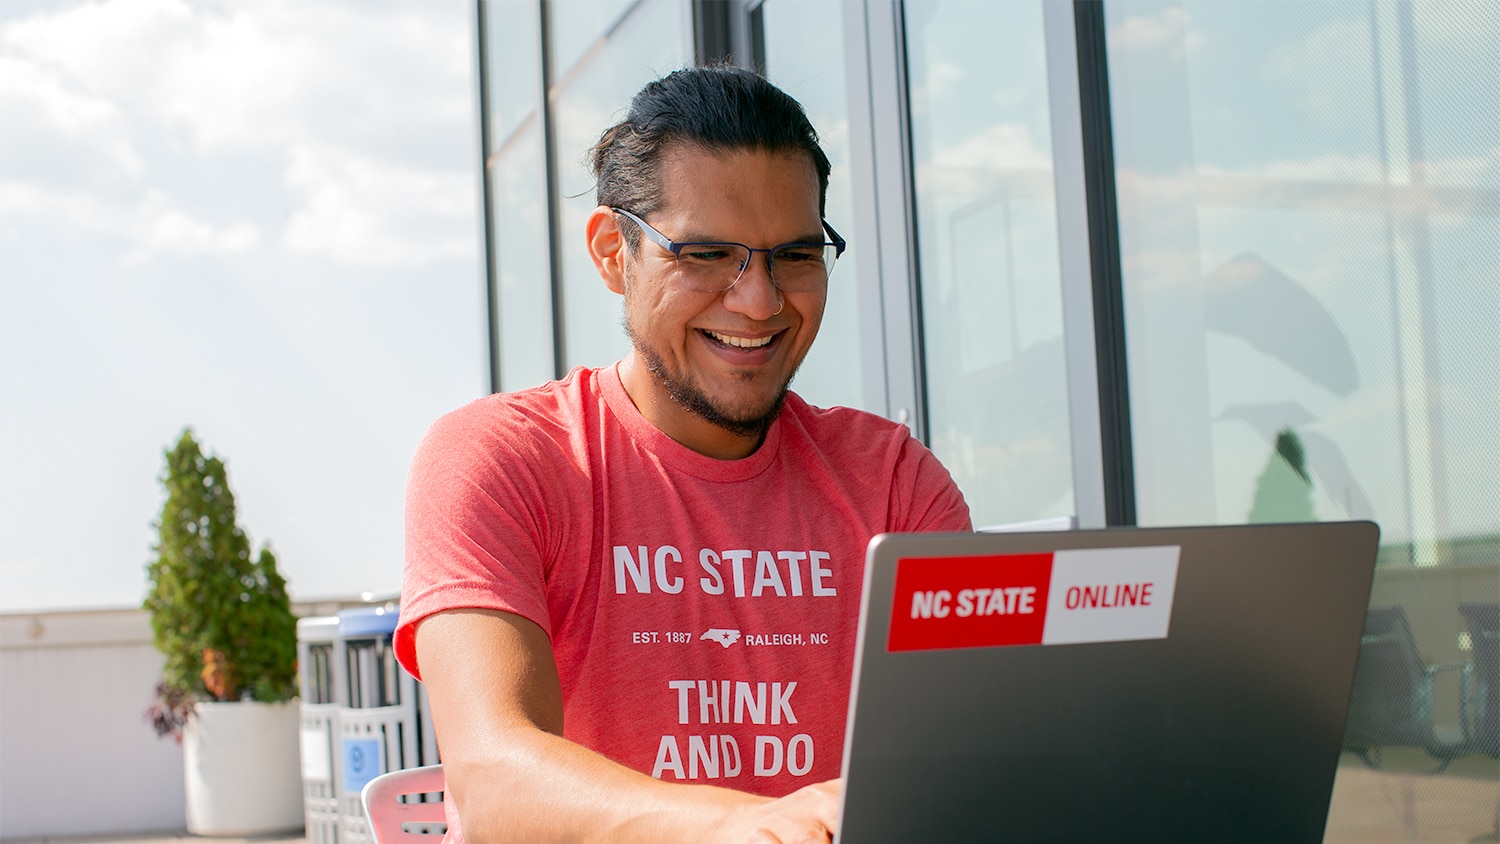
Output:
top-left (611, 207), bottom-right (847, 292)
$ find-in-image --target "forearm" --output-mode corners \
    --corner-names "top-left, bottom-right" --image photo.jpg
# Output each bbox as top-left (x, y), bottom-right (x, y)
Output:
top-left (415, 609), bottom-right (831, 843)
top-left (446, 723), bottom-right (769, 844)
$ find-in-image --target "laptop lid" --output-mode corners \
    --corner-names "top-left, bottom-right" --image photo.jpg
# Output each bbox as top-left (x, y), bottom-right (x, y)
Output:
top-left (835, 521), bottom-right (1379, 843)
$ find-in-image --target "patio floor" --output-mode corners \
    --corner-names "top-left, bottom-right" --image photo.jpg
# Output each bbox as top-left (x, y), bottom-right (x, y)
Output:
top-left (5, 753), bottom-right (1496, 844)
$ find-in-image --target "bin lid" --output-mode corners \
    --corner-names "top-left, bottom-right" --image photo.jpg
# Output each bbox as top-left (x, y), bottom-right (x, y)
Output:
top-left (336, 604), bottom-right (400, 636)
top-left (296, 615), bottom-right (339, 642)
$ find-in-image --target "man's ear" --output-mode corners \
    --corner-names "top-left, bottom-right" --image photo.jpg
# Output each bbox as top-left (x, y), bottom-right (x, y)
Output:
top-left (586, 205), bottom-right (627, 295)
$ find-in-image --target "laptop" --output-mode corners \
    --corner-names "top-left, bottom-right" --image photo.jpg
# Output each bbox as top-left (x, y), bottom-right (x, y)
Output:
top-left (835, 521), bottom-right (1380, 843)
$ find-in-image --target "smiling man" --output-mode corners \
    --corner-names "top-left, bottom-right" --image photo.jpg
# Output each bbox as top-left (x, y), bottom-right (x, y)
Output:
top-left (395, 67), bottom-right (971, 843)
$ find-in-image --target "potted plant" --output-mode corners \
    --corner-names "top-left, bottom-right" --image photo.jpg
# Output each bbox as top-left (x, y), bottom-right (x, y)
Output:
top-left (143, 429), bottom-right (304, 835)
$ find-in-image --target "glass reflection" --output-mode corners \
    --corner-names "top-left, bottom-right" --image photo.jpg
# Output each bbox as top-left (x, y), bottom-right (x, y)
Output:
top-left (484, 0), bottom-right (555, 391)
top-left (491, 125), bottom-right (556, 391)
top-left (1105, 1), bottom-right (1499, 838)
top-left (551, 0), bottom-right (689, 370)
top-left (485, 0), bottom-right (541, 145)
top-left (759, 0), bottom-right (866, 412)
top-left (549, 0), bottom-right (638, 84)
top-left (903, 0), bottom-right (1075, 528)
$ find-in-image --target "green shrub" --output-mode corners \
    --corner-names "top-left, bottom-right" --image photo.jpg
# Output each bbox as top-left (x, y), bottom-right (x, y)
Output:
top-left (143, 429), bottom-right (297, 739)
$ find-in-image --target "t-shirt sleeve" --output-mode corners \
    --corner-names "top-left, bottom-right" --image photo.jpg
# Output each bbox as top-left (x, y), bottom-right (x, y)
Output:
top-left (889, 432), bottom-right (973, 533)
top-left (394, 402), bottom-right (558, 680)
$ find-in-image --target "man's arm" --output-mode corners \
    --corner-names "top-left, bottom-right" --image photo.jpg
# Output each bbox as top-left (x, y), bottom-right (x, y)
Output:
top-left (415, 608), bottom-right (840, 844)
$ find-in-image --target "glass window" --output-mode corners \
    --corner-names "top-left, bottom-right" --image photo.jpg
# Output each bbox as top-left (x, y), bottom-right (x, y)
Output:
top-left (490, 125), bottom-right (556, 391)
top-left (550, 0), bottom-right (691, 370)
top-left (1106, 1), bottom-right (1499, 838)
top-left (758, 0), bottom-right (866, 413)
top-left (483, 0), bottom-right (556, 391)
top-left (549, 0), bottom-right (640, 83)
top-left (903, 0), bottom-right (1077, 529)
top-left (487, 0), bottom-right (542, 144)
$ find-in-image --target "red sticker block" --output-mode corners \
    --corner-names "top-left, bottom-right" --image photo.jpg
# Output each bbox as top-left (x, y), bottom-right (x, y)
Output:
top-left (887, 553), bottom-right (1054, 652)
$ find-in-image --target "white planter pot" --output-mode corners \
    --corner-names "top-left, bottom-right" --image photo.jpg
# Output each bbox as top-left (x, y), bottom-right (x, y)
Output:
top-left (183, 700), bottom-right (305, 836)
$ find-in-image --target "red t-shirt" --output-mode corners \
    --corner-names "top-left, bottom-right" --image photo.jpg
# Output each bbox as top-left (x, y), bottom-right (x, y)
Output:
top-left (396, 364), bottom-right (970, 797)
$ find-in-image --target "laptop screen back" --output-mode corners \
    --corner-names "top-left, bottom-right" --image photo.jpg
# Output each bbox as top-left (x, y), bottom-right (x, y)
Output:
top-left (835, 521), bottom-right (1379, 843)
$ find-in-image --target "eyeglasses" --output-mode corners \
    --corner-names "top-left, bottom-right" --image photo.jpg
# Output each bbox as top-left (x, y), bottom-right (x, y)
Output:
top-left (612, 207), bottom-right (846, 293)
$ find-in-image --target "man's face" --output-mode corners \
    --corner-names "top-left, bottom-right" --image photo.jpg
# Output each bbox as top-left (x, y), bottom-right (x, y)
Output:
top-left (612, 144), bottom-right (827, 456)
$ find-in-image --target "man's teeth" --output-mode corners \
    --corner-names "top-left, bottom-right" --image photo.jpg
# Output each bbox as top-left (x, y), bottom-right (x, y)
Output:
top-left (706, 330), bottom-right (772, 349)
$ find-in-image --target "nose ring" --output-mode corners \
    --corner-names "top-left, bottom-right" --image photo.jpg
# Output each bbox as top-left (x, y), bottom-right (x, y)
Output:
top-left (773, 295), bottom-right (784, 316)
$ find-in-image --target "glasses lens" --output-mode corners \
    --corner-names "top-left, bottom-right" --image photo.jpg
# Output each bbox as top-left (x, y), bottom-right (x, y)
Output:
top-left (674, 243), bottom-right (751, 292)
top-left (769, 244), bottom-right (837, 291)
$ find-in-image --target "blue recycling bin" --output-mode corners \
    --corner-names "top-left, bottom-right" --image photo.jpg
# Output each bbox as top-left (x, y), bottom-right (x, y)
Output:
top-left (333, 606), bottom-right (439, 844)
top-left (297, 616), bottom-right (342, 844)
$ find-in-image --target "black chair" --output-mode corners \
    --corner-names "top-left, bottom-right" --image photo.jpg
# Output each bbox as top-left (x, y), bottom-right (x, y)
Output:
top-left (1458, 601), bottom-right (1499, 758)
top-left (1342, 606), bottom-right (1469, 770)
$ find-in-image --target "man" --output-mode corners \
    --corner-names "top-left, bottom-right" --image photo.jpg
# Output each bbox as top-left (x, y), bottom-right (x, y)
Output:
top-left (395, 66), bottom-right (971, 843)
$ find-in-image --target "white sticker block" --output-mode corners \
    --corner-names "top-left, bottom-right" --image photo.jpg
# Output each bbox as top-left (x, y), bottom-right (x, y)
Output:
top-left (300, 726), bottom-right (332, 780)
top-left (1041, 546), bottom-right (1180, 646)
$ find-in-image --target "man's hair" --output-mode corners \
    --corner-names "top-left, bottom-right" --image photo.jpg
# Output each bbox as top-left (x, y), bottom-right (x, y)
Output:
top-left (589, 65), bottom-right (832, 250)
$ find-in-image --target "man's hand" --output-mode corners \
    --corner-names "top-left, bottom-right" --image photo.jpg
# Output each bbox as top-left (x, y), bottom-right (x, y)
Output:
top-left (718, 779), bottom-right (841, 844)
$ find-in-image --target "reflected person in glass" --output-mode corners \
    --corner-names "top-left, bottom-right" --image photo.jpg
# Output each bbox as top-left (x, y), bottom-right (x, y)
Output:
top-left (398, 66), bottom-right (970, 844)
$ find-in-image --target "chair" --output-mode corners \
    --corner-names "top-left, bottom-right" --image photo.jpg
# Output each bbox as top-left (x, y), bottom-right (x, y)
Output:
top-left (1459, 601), bottom-right (1499, 757)
top-left (360, 764), bottom-right (447, 844)
top-left (1342, 606), bottom-right (1469, 770)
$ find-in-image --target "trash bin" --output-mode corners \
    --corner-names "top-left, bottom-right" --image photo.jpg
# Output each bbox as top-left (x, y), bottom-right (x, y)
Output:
top-left (334, 605), bottom-right (440, 844)
top-left (297, 616), bottom-right (342, 844)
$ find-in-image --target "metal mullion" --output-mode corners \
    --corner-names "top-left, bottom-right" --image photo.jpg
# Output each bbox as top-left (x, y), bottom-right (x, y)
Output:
top-left (473, 0), bottom-right (502, 394)
top-left (1072, 0), bottom-right (1135, 527)
top-left (747, 0), bottom-right (766, 73)
top-left (887, 2), bottom-right (928, 442)
top-left (845, 0), bottom-right (925, 438)
top-left (539, 0), bottom-right (566, 378)
top-left (692, 0), bottom-right (734, 66)
top-left (1043, 1), bottom-right (1106, 530)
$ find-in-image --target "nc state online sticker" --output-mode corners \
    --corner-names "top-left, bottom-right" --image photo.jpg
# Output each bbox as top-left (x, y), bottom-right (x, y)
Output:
top-left (887, 546), bottom-right (1180, 652)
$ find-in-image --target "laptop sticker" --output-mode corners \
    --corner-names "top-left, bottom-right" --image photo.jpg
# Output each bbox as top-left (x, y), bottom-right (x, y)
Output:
top-left (887, 546), bottom-right (1180, 652)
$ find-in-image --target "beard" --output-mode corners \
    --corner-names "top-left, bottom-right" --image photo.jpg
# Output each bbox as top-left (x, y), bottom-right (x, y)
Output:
top-left (624, 314), bottom-right (793, 442)
top-left (627, 325), bottom-right (792, 443)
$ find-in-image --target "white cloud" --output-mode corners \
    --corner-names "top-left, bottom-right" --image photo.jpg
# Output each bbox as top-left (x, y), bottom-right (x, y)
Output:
top-left (934, 122), bottom-right (1053, 172)
top-left (1, 183), bottom-right (260, 261)
top-left (124, 190), bottom-right (260, 263)
top-left (1109, 7), bottom-right (1205, 55)
top-left (1427, 145), bottom-right (1500, 189)
top-left (913, 123), bottom-right (1056, 207)
top-left (282, 145), bottom-right (474, 265)
top-left (926, 60), bottom-right (964, 98)
top-left (0, 52), bottom-right (145, 196)
top-left (0, 182), bottom-right (122, 230)
top-left (1193, 144), bottom-right (1500, 193)
top-left (5, 0), bottom-right (313, 151)
top-left (3, 0), bottom-right (477, 268)
top-left (7, 0), bottom-right (469, 155)
top-left (3, 0), bottom-right (197, 102)
top-left (1198, 154), bottom-right (1384, 184)
top-left (0, 54), bottom-right (141, 176)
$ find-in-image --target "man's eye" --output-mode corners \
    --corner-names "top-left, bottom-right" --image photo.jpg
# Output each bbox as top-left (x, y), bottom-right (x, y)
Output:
top-left (680, 246), bottom-right (737, 263)
top-left (774, 247), bottom-right (822, 264)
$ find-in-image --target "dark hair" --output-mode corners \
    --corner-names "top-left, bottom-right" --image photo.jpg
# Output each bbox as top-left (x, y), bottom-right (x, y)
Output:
top-left (589, 65), bottom-right (832, 249)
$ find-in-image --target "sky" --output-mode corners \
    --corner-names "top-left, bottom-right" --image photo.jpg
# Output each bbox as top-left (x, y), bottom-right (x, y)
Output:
top-left (0, 0), bottom-right (488, 612)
